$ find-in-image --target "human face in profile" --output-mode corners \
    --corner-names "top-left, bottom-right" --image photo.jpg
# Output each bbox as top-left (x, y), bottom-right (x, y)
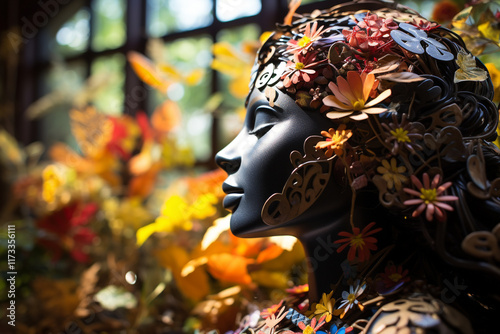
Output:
top-left (216, 87), bottom-right (350, 237)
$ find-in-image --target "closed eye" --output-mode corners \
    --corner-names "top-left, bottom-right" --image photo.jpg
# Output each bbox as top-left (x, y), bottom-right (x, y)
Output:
top-left (248, 105), bottom-right (279, 138)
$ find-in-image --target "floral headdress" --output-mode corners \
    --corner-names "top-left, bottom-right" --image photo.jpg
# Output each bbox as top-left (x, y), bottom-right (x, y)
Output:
top-left (252, 0), bottom-right (500, 288)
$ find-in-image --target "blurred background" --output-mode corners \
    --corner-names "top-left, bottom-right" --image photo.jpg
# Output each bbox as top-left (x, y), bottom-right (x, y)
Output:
top-left (0, 0), bottom-right (499, 333)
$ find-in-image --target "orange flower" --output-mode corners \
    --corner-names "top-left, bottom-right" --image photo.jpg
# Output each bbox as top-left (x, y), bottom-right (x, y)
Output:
top-left (261, 300), bottom-right (285, 319)
top-left (315, 124), bottom-right (352, 157)
top-left (323, 71), bottom-right (391, 120)
top-left (334, 222), bottom-right (382, 262)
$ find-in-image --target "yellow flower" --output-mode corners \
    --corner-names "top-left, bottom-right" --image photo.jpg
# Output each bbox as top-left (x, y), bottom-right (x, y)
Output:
top-left (315, 124), bottom-right (353, 157)
top-left (311, 291), bottom-right (342, 323)
top-left (376, 158), bottom-right (408, 190)
top-left (323, 71), bottom-right (391, 121)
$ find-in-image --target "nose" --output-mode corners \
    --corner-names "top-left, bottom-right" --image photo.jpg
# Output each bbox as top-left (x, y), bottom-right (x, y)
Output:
top-left (215, 147), bottom-right (241, 175)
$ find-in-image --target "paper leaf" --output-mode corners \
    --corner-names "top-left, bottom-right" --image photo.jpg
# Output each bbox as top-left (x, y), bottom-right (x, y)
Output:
top-left (201, 214), bottom-right (231, 250)
top-left (152, 100), bottom-right (182, 133)
top-left (94, 285), bottom-right (137, 311)
top-left (255, 244), bottom-right (284, 264)
top-left (127, 51), bottom-right (170, 93)
top-left (155, 246), bottom-right (210, 301)
top-left (207, 253), bottom-right (254, 285)
top-left (377, 72), bottom-right (425, 82)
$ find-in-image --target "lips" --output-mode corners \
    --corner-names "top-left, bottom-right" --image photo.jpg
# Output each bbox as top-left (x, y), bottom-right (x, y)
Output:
top-left (222, 183), bottom-right (243, 212)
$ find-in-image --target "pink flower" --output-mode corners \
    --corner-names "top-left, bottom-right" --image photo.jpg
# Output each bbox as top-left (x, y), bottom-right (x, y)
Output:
top-left (287, 21), bottom-right (329, 55)
top-left (403, 173), bottom-right (459, 222)
top-left (342, 13), bottom-right (398, 53)
top-left (281, 52), bottom-right (324, 88)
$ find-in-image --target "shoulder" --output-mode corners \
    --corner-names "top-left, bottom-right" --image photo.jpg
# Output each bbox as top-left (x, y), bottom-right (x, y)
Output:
top-left (363, 294), bottom-right (474, 334)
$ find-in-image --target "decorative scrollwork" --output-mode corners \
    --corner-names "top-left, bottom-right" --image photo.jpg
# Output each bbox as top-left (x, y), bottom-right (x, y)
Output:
top-left (262, 136), bottom-right (335, 226)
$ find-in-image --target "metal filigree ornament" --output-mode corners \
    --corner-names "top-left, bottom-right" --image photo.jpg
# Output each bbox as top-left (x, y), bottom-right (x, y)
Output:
top-left (391, 23), bottom-right (454, 61)
top-left (363, 294), bottom-right (473, 334)
top-left (261, 136), bottom-right (336, 226)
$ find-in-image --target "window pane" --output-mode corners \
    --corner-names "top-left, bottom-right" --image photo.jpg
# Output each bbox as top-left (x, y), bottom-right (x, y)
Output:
top-left (91, 0), bottom-right (126, 51)
top-left (90, 54), bottom-right (126, 115)
top-left (147, 37), bottom-right (213, 161)
top-left (216, 24), bottom-right (260, 148)
top-left (147, 0), bottom-right (214, 37)
top-left (216, 0), bottom-right (261, 22)
top-left (39, 62), bottom-right (87, 148)
top-left (55, 8), bottom-right (90, 56)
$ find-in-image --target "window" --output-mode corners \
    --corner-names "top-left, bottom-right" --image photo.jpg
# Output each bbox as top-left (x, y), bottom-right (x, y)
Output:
top-left (18, 0), bottom-right (338, 166)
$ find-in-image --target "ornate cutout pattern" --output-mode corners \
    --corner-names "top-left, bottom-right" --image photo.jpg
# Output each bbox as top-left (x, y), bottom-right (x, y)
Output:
top-left (261, 136), bottom-right (334, 226)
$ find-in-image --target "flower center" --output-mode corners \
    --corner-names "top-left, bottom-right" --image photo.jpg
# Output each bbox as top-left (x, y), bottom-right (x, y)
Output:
top-left (390, 128), bottom-right (410, 143)
top-left (350, 234), bottom-right (365, 248)
top-left (295, 62), bottom-right (305, 70)
top-left (303, 325), bottom-right (315, 334)
top-left (420, 188), bottom-right (437, 204)
top-left (388, 273), bottom-right (402, 282)
top-left (347, 293), bottom-right (356, 303)
top-left (352, 99), bottom-right (365, 111)
top-left (298, 36), bottom-right (311, 48)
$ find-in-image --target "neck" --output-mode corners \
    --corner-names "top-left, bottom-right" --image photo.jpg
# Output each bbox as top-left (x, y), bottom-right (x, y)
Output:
top-left (296, 213), bottom-right (351, 301)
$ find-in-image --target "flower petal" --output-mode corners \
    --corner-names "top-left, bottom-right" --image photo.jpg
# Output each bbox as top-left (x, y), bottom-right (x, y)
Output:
top-left (350, 112), bottom-right (369, 120)
top-left (323, 95), bottom-right (352, 110)
top-left (364, 89), bottom-right (391, 107)
top-left (362, 73), bottom-right (375, 101)
top-left (328, 82), bottom-right (351, 105)
top-left (362, 107), bottom-right (388, 114)
top-left (336, 75), bottom-right (357, 103)
top-left (326, 110), bottom-right (353, 119)
top-left (347, 71), bottom-right (364, 101)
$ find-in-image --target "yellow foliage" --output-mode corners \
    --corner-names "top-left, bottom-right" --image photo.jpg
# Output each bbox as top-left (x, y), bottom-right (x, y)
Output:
top-left (155, 245), bottom-right (210, 301)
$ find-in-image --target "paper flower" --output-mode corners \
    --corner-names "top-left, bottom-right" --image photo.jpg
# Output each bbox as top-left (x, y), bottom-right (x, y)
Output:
top-left (261, 300), bottom-right (285, 319)
top-left (381, 113), bottom-right (423, 155)
top-left (342, 13), bottom-right (397, 52)
top-left (310, 291), bottom-right (342, 323)
top-left (376, 158), bottom-right (408, 190)
top-left (315, 124), bottom-right (353, 157)
top-left (323, 71), bottom-right (391, 120)
top-left (335, 222), bottom-right (382, 262)
top-left (380, 264), bottom-right (409, 289)
top-left (287, 21), bottom-right (329, 55)
top-left (263, 306), bottom-right (288, 333)
top-left (281, 52), bottom-right (324, 88)
top-left (403, 173), bottom-right (459, 222)
top-left (338, 280), bottom-right (366, 318)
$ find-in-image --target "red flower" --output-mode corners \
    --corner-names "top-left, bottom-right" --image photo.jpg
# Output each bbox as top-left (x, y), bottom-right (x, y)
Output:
top-left (36, 202), bottom-right (98, 262)
top-left (380, 264), bottom-right (409, 289)
top-left (334, 222), bottom-right (382, 262)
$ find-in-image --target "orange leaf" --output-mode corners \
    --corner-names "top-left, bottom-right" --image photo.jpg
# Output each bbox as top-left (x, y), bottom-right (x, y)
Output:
top-left (256, 244), bottom-right (284, 264)
top-left (127, 162), bottom-right (161, 198)
top-left (127, 51), bottom-right (170, 93)
top-left (155, 246), bottom-right (209, 301)
top-left (152, 100), bottom-right (182, 133)
top-left (207, 253), bottom-right (254, 285)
